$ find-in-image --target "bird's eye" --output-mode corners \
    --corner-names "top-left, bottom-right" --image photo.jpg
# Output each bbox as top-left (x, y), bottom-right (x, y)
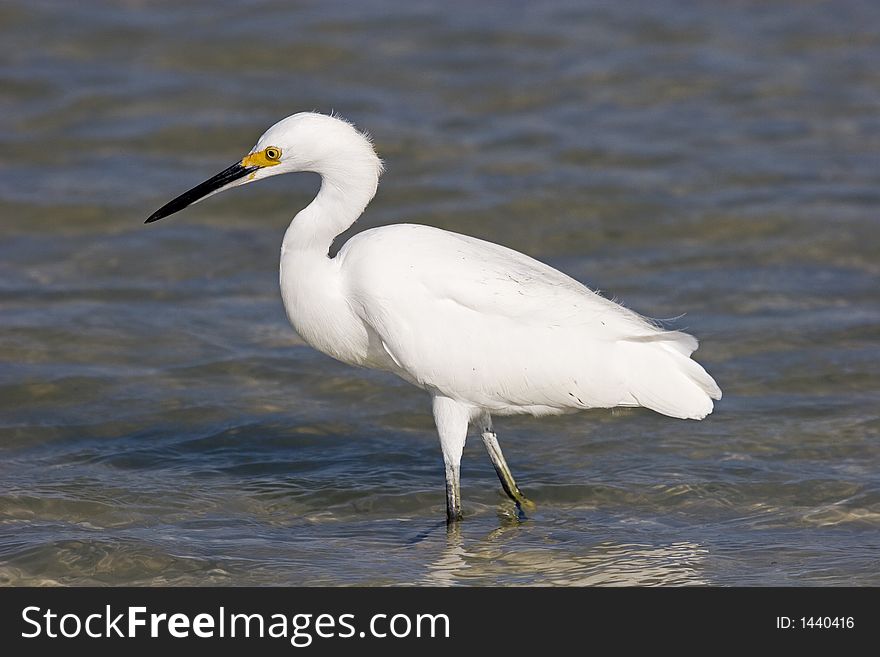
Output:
top-left (265, 147), bottom-right (281, 161)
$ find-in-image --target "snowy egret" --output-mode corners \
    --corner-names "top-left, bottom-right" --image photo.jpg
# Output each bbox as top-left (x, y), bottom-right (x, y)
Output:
top-left (147, 112), bottom-right (721, 523)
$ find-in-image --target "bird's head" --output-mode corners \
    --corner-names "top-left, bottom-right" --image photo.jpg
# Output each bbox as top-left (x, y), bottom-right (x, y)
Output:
top-left (146, 112), bottom-right (382, 224)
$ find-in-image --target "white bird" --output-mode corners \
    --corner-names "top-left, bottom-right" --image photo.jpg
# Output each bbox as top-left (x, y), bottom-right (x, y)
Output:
top-left (147, 112), bottom-right (721, 523)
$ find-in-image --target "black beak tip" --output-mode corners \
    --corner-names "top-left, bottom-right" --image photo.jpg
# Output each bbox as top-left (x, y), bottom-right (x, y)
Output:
top-left (145, 200), bottom-right (187, 224)
top-left (145, 203), bottom-right (177, 224)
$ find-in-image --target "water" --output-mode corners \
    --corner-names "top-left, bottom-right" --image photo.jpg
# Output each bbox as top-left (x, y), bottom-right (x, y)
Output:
top-left (1, 0), bottom-right (879, 586)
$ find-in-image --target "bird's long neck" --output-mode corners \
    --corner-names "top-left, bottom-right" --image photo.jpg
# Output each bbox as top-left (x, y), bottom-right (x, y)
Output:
top-left (281, 155), bottom-right (380, 257)
top-left (278, 143), bottom-right (381, 367)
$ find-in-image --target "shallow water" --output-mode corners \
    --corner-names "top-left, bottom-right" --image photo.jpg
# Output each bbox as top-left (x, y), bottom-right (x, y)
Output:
top-left (1, 0), bottom-right (879, 586)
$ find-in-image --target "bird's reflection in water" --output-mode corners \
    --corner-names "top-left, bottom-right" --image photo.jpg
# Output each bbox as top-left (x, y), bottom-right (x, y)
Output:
top-left (420, 510), bottom-right (709, 586)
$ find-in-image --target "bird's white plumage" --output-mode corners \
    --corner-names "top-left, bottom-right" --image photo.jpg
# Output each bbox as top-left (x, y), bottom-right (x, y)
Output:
top-left (259, 112), bottom-right (720, 422)
top-left (151, 111), bottom-right (721, 520)
top-left (337, 223), bottom-right (720, 419)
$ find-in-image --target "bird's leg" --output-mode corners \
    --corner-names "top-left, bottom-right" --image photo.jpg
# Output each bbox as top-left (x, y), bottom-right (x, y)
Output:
top-left (444, 461), bottom-right (462, 524)
top-left (479, 412), bottom-right (537, 514)
top-left (432, 396), bottom-right (470, 523)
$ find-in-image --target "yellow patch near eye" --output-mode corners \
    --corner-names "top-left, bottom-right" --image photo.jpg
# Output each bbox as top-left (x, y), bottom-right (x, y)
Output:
top-left (241, 147), bottom-right (282, 168)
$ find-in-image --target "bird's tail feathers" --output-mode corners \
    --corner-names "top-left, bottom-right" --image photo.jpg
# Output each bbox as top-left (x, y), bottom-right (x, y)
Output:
top-left (618, 338), bottom-right (721, 421)
top-left (623, 330), bottom-right (698, 356)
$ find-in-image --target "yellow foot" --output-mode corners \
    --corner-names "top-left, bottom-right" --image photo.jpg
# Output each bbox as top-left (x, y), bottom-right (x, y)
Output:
top-left (512, 492), bottom-right (537, 513)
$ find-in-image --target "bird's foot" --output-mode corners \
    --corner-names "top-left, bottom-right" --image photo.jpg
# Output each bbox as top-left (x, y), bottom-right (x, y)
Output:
top-left (515, 496), bottom-right (537, 514)
top-left (507, 484), bottom-right (537, 516)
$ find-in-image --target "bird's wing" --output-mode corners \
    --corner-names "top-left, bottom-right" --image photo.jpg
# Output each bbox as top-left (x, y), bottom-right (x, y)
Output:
top-left (340, 224), bottom-right (720, 418)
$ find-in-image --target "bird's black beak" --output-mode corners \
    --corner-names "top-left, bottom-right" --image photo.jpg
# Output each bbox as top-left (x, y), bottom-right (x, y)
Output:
top-left (145, 161), bottom-right (259, 224)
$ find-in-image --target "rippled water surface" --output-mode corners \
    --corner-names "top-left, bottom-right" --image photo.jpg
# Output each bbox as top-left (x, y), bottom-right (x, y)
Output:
top-left (1, 1), bottom-right (879, 586)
